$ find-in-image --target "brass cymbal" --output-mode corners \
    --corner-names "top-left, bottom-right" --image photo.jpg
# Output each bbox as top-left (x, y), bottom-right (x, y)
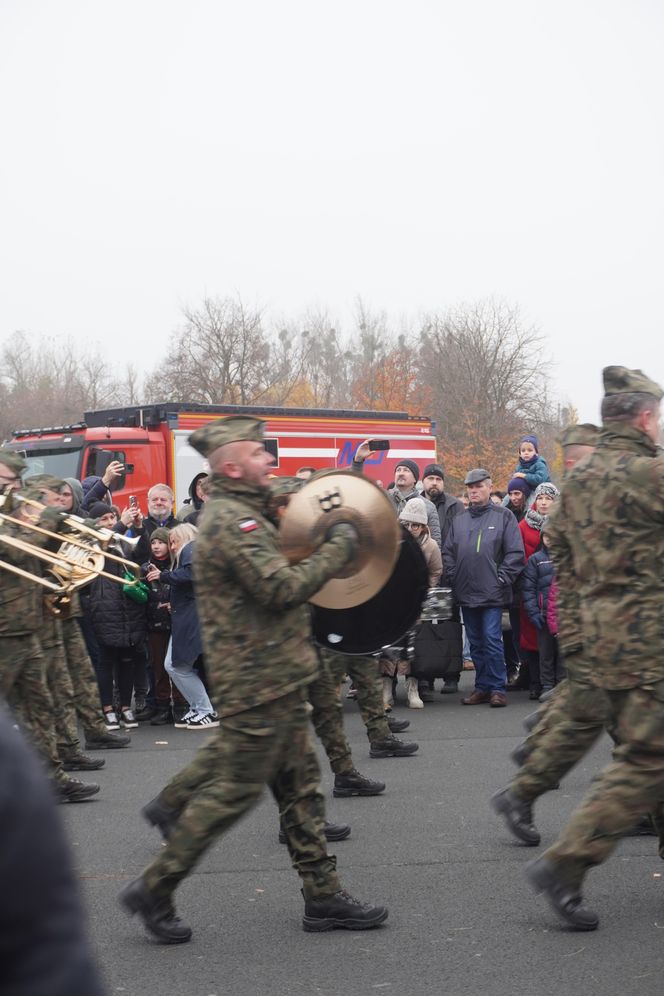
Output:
top-left (279, 470), bottom-right (400, 609)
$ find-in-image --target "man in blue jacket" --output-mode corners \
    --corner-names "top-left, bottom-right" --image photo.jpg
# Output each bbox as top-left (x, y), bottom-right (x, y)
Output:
top-left (443, 468), bottom-right (525, 707)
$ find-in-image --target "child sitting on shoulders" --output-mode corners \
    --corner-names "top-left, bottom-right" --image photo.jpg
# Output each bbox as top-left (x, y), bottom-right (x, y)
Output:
top-left (512, 434), bottom-right (550, 491)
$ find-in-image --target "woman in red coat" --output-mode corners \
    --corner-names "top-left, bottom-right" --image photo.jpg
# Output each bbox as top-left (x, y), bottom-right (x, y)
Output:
top-left (518, 482), bottom-right (559, 698)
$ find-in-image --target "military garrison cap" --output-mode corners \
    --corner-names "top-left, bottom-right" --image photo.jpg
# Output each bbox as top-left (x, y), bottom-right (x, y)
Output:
top-left (24, 473), bottom-right (66, 492)
top-left (558, 423), bottom-right (600, 448)
top-left (602, 366), bottom-right (663, 401)
top-left (0, 449), bottom-right (27, 475)
top-left (464, 467), bottom-right (491, 486)
top-left (189, 416), bottom-right (265, 458)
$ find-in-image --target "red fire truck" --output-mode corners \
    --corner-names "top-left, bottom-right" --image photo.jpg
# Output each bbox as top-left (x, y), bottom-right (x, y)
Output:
top-left (6, 403), bottom-right (437, 511)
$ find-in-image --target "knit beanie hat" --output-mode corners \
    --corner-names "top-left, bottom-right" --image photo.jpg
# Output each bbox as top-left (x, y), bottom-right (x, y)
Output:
top-left (399, 497), bottom-right (428, 525)
top-left (395, 459), bottom-right (420, 482)
top-left (533, 482), bottom-right (560, 501)
top-left (520, 434), bottom-right (539, 451)
top-left (88, 501), bottom-right (114, 519)
top-left (507, 477), bottom-right (532, 497)
top-left (151, 527), bottom-right (171, 544)
top-left (422, 463), bottom-right (445, 479)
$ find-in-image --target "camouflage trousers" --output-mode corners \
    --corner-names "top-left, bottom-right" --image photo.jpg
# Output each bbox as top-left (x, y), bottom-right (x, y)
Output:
top-left (544, 678), bottom-right (664, 888)
top-left (310, 651), bottom-right (390, 773)
top-left (41, 617), bottom-right (107, 756)
top-left (513, 676), bottom-right (611, 802)
top-left (145, 690), bottom-right (340, 902)
top-left (0, 633), bottom-right (66, 784)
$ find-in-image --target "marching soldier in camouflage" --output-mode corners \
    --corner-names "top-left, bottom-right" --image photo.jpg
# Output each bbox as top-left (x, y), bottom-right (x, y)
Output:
top-left (29, 476), bottom-right (130, 757)
top-left (268, 476), bottom-right (417, 780)
top-left (520, 367), bottom-right (664, 931)
top-left (120, 416), bottom-right (388, 943)
top-left (491, 424), bottom-right (603, 841)
top-left (316, 650), bottom-right (418, 762)
top-left (0, 459), bottom-right (99, 801)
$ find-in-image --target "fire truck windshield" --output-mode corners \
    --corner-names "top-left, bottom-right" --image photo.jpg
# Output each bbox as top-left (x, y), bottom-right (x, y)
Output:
top-left (19, 448), bottom-right (82, 482)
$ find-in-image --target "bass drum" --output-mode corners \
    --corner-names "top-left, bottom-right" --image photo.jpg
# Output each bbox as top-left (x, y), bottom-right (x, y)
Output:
top-left (311, 526), bottom-right (430, 656)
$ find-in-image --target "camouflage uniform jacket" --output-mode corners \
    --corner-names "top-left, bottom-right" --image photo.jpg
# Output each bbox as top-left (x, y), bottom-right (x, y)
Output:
top-left (546, 424), bottom-right (664, 689)
top-left (193, 475), bottom-right (354, 718)
top-left (0, 507), bottom-right (62, 636)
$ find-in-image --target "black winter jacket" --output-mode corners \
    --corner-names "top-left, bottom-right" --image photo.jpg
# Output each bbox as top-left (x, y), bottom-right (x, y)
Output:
top-left (521, 549), bottom-right (555, 629)
top-left (141, 555), bottom-right (171, 633)
top-left (428, 491), bottom-right (465, 549)
top-left (442, 502), bottom-right (525, 608)
top-left (87, 558), bottom-right (147, 648)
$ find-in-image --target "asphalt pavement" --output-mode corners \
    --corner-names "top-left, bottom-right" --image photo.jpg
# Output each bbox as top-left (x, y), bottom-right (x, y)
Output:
top-left (64, 673), bottom-right (664, 996)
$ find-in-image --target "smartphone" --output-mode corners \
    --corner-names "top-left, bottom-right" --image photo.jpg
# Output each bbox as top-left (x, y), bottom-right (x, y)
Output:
top-left (368, 439), bottom-right (390, 451)
top-left (129, 495), bottom-right (138, 507)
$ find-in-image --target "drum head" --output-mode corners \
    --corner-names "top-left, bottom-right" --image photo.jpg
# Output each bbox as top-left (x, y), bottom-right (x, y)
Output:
top-left (311, 527), bottom-right (430, 655)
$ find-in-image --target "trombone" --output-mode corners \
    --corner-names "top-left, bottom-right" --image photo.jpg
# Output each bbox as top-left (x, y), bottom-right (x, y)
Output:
top-left (0, 492), bottom-right (142, 591)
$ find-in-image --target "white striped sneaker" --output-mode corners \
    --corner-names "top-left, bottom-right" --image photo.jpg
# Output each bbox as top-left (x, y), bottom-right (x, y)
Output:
top-left (186, 712), bottom-right (220, 730)
top-left (174, 709), bottom-right (196, 729)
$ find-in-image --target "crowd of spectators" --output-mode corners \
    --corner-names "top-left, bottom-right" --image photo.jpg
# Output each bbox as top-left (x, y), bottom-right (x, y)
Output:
top-left (21, 429), bottom-right (561, 731)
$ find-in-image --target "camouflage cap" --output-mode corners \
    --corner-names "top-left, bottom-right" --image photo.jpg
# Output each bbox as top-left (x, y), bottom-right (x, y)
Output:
top-left (0, 449), bottom-right (27, 475)
top-left (189, 416), bottom-right (265, 458)
top-left (602, 366), bottom-right (663, 401)
top-left (558, 423), bottom-right (601, 448)
top-left (464, 467), bottom-right (491, 486)
top-left (268, 476), bottom-right (305, 499)
top-left (24, 473), bottom-right (66, 492)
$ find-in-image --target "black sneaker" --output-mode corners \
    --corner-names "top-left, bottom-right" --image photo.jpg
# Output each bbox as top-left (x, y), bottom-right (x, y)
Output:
top-left (369, 736), bottom-right (419, 758)
top-left (490, 787), bottom-right (541, 846)
top-left (119, 877), bottom-right (192, 944)
top-left (103, 711), bottom-right (121, 731)
top-left (120, 709), bottom-right (138, 729)
top-left (386, 716), bottom-right (410, 733)
top-left (440, 681), bottom-right (459, 694)
top-left (150, 708), bottom-right (173, 726)
top-left (418, 685), bottom-right (435, 703)
top-left (333, 768), bottom-right (385, 797)
top-left (58, 778), bottom-right (101, 803)
top-left (134, 705), bottom-right (159, 722)
top-left (85, 730), bottom-right (131, 749)
top-left (62, 752), bottom-right (106, 772)
top-left (279, 820), bottom-right (351, 845)
top-left (526, 856), bottom-right (599, 931)
top-left (142, 796), bottom-right (179, 840)
top-left (302, 890), bottom-right (388, 931)
top-left (186, 712), bottom-right (220, 730)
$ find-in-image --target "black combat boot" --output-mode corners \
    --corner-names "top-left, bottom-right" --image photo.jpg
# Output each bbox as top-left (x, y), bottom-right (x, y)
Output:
top-left (85, 729), bottom-right (131, 749)
top-left (119, 877), bottom-right (192, 944)
top-left (369, 735), bottom-right (419, 758)
top-left (278, 820), bottom-right (351, 845)
top-left (62, 751), bottom-right (105, 771)
top-left (142, 795), bottom-right (179, 840)
top-left (58, 778), bottom-right (101, 803)
top-left (386, 716), bottom-right (410, 733)
top-left (522, 709), bottom-right (542, 733)
top-left (302, 890), bottom-right (388, 931)
top-left (490, 787), bottom-right (541, 845)
top-left (526, 857), bottom-right (599, 930)
top-left (510, 741), bottom-right (532, 767)
top-left (333, 768), bottom-right (386, 797)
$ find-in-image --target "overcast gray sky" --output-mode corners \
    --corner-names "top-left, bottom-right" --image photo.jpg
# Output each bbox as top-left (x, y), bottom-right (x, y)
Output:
top-left (1, 0), bottom-right (663, 423)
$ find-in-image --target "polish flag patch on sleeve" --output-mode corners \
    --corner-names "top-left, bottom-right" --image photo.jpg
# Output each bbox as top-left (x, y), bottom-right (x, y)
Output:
top-left (238, 518), bottom-right (259, 532)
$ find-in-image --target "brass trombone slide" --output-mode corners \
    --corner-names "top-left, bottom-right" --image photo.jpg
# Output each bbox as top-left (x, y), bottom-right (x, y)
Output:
top-left (0, 509), bottom-right (140, 582)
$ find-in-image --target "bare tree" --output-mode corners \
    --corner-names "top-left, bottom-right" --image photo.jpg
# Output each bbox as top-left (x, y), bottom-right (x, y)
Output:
top-left (144, 296), bottom-right (311, 406)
